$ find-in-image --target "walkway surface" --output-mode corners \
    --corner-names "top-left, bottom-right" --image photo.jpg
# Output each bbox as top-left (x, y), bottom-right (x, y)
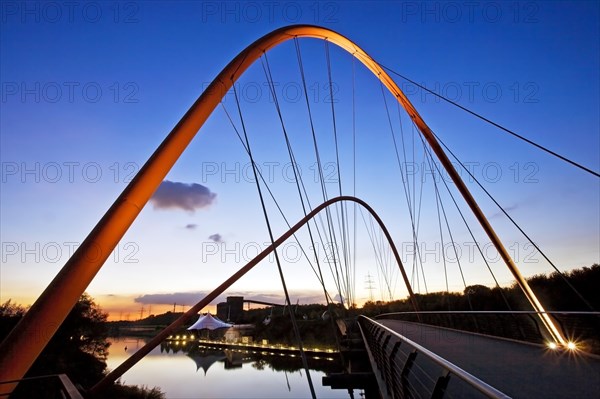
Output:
top-left (379, 319), bottom-right (600, 398)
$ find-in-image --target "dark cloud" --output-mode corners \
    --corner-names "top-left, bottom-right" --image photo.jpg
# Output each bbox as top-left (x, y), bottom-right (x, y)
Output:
top-left (185, 224), bottom-right (198, 230)
top-left (134, 290), bottom-right (325, 306)
top-left (135, 292), bottom-right (209, 306)
top-left (208, 233), bottom-right (222, 242)
top-left (239, 291), bottom-right (326, 305)
top-left (150, 180), bottom-right (216, 212)
top-left (490, 203), bottom-right (519, 219)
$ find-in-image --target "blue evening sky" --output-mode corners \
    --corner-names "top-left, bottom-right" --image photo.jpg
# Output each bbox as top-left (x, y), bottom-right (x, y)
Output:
top-left (1, 1), bottom-right (598, 318)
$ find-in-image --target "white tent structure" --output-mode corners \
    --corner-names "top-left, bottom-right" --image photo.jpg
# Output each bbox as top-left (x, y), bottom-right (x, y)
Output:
top-left (187, 313), bottom-right (232, 331)
top-left (187, 350), bottom-right (226, 375)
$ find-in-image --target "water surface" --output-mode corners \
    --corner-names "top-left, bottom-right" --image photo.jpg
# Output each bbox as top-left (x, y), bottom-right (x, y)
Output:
top-left (107, 337), bottom-right (350, 399)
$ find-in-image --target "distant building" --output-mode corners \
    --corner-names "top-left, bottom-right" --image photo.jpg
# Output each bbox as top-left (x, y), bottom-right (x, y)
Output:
top-left (216, 302), bottom-right (228, 321)
top-left (217, 296), bottom-right (244, 322)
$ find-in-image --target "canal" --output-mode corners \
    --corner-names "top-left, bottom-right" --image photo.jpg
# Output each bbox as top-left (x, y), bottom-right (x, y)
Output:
top-left (106, 337), bottom-right (350, 398)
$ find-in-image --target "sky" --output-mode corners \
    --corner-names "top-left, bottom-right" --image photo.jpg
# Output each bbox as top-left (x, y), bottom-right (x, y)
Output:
top-left (1, 1), bottom-right (599, 320)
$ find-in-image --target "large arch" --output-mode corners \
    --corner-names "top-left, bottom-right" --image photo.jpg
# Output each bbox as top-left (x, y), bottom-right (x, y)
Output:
top-left (0, 25), bottom-right (564, 390)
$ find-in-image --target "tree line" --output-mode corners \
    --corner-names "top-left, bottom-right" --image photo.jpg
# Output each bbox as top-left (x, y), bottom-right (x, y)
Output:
top-left (0, 294), bottom-right (164, 398)
top-left (360, 264), bottom-right (600, 352)
top-left (360, 264), bottom-right (600, 315)
top-left (1, 264), bottom-right (596, 396)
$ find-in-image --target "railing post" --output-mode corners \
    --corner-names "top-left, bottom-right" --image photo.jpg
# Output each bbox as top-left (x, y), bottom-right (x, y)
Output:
top-left (432, 370), bottom-right (451, 399)
top-left (362, 316), bottom-right (511, 398)
top-left (389, 341), bottom-right (402, 399)
top-left (380, 335), bottom-right (392, 396)
top-left (401, 350), bottom-right (418, 397)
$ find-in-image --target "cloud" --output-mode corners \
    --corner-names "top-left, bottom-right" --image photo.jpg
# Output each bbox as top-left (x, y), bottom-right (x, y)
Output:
top-left (150, 180), bottom-right (216, 212)
top-left (208, 233), bottom-right (222, 242)
top-left (490, 203), bottom-right (519, 219)
top-left (135, 292), bottom-right (209, 306)
top-left (185, 224), bottom-right (198, 230)
top-left (134, 290), bottom-right (327, 307)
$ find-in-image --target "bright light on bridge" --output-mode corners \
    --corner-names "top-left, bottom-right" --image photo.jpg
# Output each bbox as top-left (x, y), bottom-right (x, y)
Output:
top-left (547, 341), bottom-right (579, 351)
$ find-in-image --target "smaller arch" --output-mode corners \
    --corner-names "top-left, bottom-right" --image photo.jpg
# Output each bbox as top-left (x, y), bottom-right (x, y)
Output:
top-left (91, 195), bottom-right (418, 392)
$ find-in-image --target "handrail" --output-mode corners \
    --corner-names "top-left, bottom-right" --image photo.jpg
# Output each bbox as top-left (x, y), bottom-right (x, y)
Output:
top-left (0, 374), bottom-right (84, 399)
top-left (374, 310), bottom-right (600, 351)
top-left (376, 311), bottom-right (600, 316)
top-left (359, 315), bottom-right (511, 399)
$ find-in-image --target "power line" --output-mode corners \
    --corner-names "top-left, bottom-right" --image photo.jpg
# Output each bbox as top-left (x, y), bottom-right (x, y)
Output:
top-left (365, 273), bottom-right (376, 302)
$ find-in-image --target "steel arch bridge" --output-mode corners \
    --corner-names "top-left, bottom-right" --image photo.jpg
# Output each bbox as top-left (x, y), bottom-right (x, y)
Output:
top-left (1, 25), bottom-right (596, 398)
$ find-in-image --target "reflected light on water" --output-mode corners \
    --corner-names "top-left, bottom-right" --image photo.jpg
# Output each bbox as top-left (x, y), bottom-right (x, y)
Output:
top-left (107, 337), bottom-right (348, 398)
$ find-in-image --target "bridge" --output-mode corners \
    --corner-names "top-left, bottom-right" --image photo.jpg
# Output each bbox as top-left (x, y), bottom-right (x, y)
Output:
top-left (355, 315), bottom-right (600, 398)
top-left (1, 25), bottom-right (599, 398)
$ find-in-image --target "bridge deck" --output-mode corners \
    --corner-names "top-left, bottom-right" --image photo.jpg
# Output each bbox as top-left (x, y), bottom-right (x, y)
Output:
top-left (379, 320), bottom-right (600, 398)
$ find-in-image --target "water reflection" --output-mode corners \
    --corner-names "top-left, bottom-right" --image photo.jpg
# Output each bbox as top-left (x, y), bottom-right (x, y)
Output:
top-left (107, 337), bottom-right (349, 398)
top-left (162, 340), bottom-right (342, 374)
top-left (186, 349), bottom-right (226, 375)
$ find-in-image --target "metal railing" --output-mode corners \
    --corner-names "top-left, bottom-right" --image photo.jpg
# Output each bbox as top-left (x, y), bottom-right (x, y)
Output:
top-left (358, 316), bottom-right (511, 399)
top-left (374, 311), bottom-right (600, 353)
top-left (0, 374), bottom-right (84, 399)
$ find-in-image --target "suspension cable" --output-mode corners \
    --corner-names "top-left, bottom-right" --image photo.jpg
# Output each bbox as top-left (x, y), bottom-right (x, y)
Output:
top-left (325, 42), bottom-right (352, 303)
top-left (380, 65), bottom-right (600, 178)
top-left (351, 55), bottom-right (358, 308)
top-left (380, 82), bottom-right (428, 293)
top-left (260, 51), bottom-right (345, 355)
top-left (359, 208), bottom-right (394, 300)
top-left (220, 102), bottom-right (333, 294)
top-left (295, 38), bottom-right (347, 306)
top-left (231, 81), bottom-right (316, 399)
top-left (433, 131), bottom-right (596, 311)
top-left (433, 170), bottom-right (450, 292)
top-left (419, 131), bottom-right (514, 312)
